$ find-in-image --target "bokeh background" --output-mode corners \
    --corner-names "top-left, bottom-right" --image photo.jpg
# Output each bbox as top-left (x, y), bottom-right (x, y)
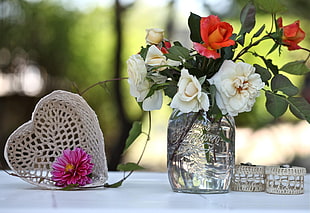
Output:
top-left (1, 0), bottom-right (310, 172)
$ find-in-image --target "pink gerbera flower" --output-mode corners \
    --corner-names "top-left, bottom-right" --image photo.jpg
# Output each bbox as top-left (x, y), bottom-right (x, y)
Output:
top-left (51, 148), bottom-right (94, 187)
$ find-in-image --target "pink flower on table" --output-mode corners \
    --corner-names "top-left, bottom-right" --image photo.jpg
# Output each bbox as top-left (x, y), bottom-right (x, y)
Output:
top-left (51, 148), bottom-right (94, 187)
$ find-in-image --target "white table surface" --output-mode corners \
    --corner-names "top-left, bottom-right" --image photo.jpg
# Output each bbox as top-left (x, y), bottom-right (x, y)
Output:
top-left (0, 171), bottom-right (309, 213)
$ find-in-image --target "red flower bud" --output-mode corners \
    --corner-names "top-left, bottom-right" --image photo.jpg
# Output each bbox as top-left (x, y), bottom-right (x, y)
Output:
top-left (277, 17), bottom-right (305, 50)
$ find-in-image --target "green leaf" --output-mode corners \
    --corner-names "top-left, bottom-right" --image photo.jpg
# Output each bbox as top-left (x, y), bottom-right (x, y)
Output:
top-left (239, 1), bottom-right (256, 35)
top-left (260, 57), bottom-right (279, 75)
top-left (173, 41), bottom-right (183, 47)
top-left (164, 84), bottom-right (178, 99)
top-left (221, 45), bottom-right (235, 60)
top-left (124, 121), bottom-right (142, 152)
top-left (139, 46), bottom-right (149, 60)
top-left (166, 46), bottom-right (190, 61)
top-left (165, 53), bottom-right (181, 61)
top-left (188, 12), bottom-right (202, 43)
top-left (267, 43), bottom-right (279, 55)
top-left (208, 85), bottom-right (222, 117)
top-left (280, 60), bottom-right (310, 75)
top-left (253, 24), bottom-right (265, 38)
top-left (219, 129), bottom-right (232, 143)
top-left (255, 0), bottom-right (287, 13)
top-left (265, 91), bottom-right (288, 118)
top-left (117, 162), bottom-right (145, 172)
top-left (271, 74), bottom-right (299, 96)
top-left (254, 64), bottom-right (272, 84)
top-left (288, 97), bottom-right (310, 123)
top-left (61, 184), bottom-right (79, 190)
top-left (198, 76), bottom-right (206, 85)
top-left (209, 84), bottom-right (217, 106)
top-left (236, 34), bottom-right (245, 46)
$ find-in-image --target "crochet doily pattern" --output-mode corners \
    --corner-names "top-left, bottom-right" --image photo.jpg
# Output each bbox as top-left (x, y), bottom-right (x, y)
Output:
top-left (231, 165), bottom-right (265, 192)
top-left (265, 166), bottom-right (306, 195)
top-left (4, 90), bottom-right (108, 189)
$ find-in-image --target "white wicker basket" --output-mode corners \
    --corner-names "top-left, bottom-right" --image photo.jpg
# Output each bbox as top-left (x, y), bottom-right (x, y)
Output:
top-left (231, 164), bottom-right (265, 192)
top-left (4, 90), bottom-right (108, 189)
top-left (265, 166), bottom-right (306, 195)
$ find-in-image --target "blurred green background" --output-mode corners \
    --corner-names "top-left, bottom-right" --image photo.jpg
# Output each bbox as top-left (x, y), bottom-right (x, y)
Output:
top-left (1, 0), bottom-right (310, 171)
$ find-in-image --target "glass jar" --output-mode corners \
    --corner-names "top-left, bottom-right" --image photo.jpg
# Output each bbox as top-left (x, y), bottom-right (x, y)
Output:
top-left (167, 110), bottom-right (235, 194)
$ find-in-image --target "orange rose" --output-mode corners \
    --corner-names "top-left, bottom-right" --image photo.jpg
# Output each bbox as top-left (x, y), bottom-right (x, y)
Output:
top-left (193, 15), bottom-right (235, 59)
top-left (277, 17), bottom-right (305, 50)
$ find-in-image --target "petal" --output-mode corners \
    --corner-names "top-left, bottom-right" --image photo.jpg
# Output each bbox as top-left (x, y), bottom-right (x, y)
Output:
top-left (283, 21), bottom-right (301, 38)
top-left (145, 45), bottom-right (165, 65)
top-left (199, 92), bottom-right (210, 111)
top-left (193, 43), bottom-right (220, 59)
top-left (170, 94), bottom-right (199, 113)
top-left (229, 93), bottom-right (249, 111)
top-left (142, 90), bottom-right (163, 111)
top-left (277, 17), bottom-right (283, 28)
top-left (200, 15), bottom-right (220, 43)
top-left (167, 59), bottom-right (181, 66)
top-left (211, 39), bottom-right (235, 49)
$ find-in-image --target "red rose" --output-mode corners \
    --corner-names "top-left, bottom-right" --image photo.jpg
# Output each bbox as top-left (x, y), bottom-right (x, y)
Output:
top-left (193, 15), bottom-right (235, 59)
top-left (277, 17), bottom-right (305, 50)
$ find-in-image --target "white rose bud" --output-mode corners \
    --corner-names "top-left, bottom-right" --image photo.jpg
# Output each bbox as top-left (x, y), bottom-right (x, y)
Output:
top-left (145, 28), bottom-right (164, 45)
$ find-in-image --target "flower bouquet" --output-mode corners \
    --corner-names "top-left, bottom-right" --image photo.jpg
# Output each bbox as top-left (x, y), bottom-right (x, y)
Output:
top-left (126, 1), bottom-right (310, 193)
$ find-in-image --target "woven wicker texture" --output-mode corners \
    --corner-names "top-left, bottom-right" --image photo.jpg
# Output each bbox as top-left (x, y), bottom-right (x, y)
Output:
top-left (265, 166), bottom-right (306, 194)
top-left (231, 165), bottom-right (265, 192)
top-left (4, 90), bottom-right (108, 189)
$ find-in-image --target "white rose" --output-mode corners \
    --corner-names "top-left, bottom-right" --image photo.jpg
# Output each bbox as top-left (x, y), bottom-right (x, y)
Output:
top-left (145, 45), bottom-right (180, 71)
top-left (170, 69), bottom-right (210, 113)
top-left (209, 60), bottom-right (265, 116)
top-left (127, 54), bottom-right (150, 102)
top-left (145, 28), bottom-right (164, 45)
top-left (142, 90), bottom-right (163, 111)
top-left (127, 54), bottom-right (163, 111)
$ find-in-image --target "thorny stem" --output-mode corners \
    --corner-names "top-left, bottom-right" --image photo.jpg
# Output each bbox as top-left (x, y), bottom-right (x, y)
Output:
top-left (104, 111), bottom-right (152, 188)
top-left (305, 53), bottom-right (310, 63)
top-left (137, 111), bottom-right (151, 165)
top-left (78, 77), bottom-right (128, 96)
top-left (301, 48), bottom-right (310, 54)
top-left (233, 35), bottom-right (270, 62)
top-left (270, 13), bottom-right (276, 33)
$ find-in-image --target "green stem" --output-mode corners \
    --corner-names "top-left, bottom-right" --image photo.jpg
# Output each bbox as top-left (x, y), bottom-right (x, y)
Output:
top-left (301, 48), bottom-right (310, 54)
top-left (79, 77), bottom-right (128, 96)
top-left (104, 111), bottom-right (152, 188)
top-left (233, 35), bottom-right (270, 62)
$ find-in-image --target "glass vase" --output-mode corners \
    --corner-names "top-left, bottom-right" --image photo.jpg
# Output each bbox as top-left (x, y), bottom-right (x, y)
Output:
top-left (167, 110), bottom-right (235, 194)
